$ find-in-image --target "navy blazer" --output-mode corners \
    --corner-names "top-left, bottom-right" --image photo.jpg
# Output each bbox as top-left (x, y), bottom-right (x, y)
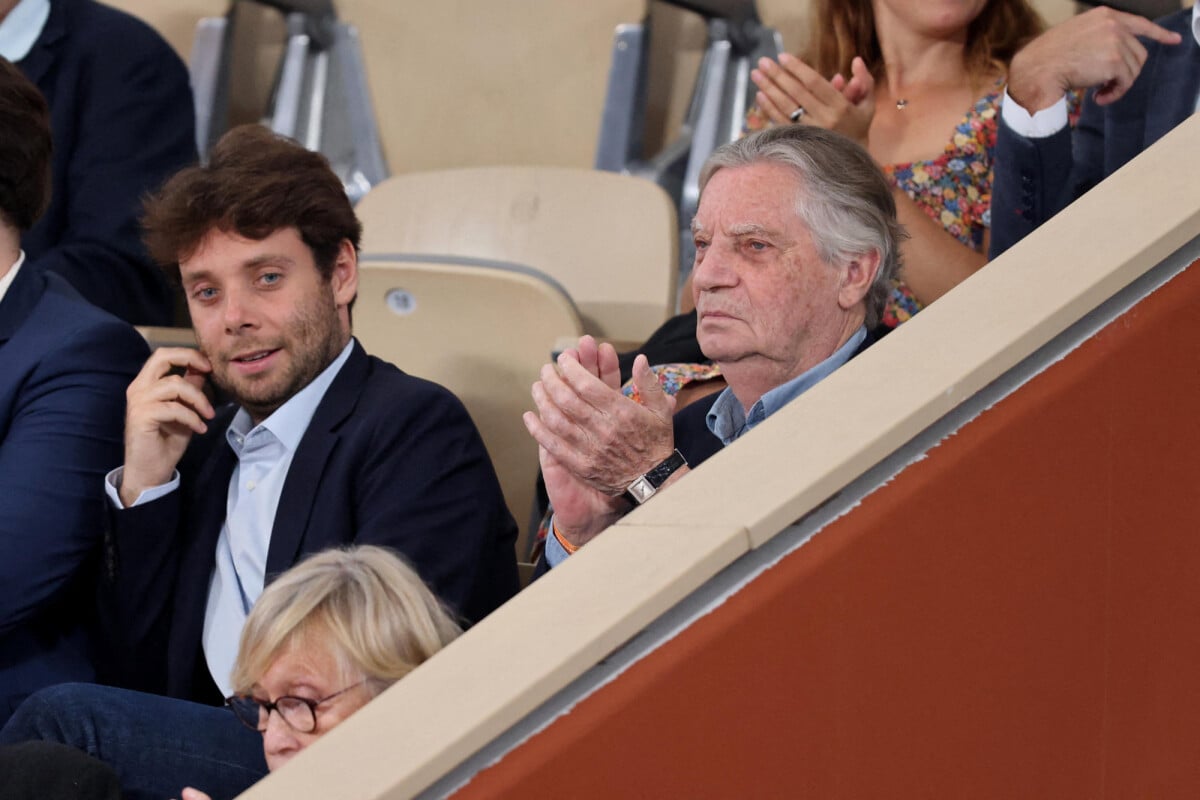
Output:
top-left (18, 0), bottom-right (197, 325)
top-left (990, 9), bottom-right (1200, 257)
top-left (98, 341), bottom-right (520, 702)
top-left (0, 264), bottom-right (148, 723)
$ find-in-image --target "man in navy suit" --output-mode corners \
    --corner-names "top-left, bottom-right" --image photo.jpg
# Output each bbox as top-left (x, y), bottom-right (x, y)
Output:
top-left (0, 56), bottom-right (148, 723)
top-left (989, 6), bottom-right (1195, 257)
top-left (3, 0), bottom-right (196, 324)
top-left (0, 124), bottom-right (519, 798)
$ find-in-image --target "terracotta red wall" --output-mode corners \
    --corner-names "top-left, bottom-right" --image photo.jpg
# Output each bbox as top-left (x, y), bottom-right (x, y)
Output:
top-left (454, 262), bottom-right (1200, 799)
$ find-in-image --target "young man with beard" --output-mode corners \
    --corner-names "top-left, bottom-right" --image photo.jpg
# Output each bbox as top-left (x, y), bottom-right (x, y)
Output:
top-left (0, 125), bottom-right (518, 798)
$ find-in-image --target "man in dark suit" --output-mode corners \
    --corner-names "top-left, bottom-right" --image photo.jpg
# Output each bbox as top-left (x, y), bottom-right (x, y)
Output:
top-left (6, 0), bottom-right (196, 324)
top-left (0, 124), bottom-right (519, 798)
top-left (525, 125), bottom-right (899, 568)
top-left (0, 56), bottom-right (148, 724)
top-left (989, 6), bottom-right (1195, 257)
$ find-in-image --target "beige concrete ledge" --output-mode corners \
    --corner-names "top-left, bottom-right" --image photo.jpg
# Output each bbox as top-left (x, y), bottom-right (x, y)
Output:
top-left (240, 522), bottom-right (748, 799)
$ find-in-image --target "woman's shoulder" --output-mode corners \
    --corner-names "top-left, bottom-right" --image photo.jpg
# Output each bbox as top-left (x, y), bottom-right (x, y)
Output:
top-left (962, 76), bottom-right (1006, 130)
top-left (946, 75), bottom-right (1005, 154)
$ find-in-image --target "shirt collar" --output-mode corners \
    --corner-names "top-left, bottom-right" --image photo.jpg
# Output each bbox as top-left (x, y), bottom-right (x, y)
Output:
top-left (226, 338), bottom-right (355, 454)
top-left (1192, 3), bottom-right (1199, 49)
top-left (707, 326), bottom-right (867, 446)
top-left (0, 0), bottom-right (50, 62)
top-left (0, 251), bottom-right (26, 304)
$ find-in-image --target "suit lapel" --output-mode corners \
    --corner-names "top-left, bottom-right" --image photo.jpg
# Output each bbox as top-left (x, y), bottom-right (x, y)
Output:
top-left (15, 0), bottom-right (66, 87)
top-left (0, 264), bottom-right (44, 345)
top-left (171, 419), bottom-right (238, 685)
top-left (188, 435), bottom-right (238, 562)
top-left (264, 341), bottom-right (368, 576)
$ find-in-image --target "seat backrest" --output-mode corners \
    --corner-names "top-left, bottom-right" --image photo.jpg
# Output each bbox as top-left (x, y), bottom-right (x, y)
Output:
top-left (336, 0), bottom-right (645, 173)
top-left (354, 255), bottom-right (585, 565)
top-left (356, 166), bottom-right (678, 346)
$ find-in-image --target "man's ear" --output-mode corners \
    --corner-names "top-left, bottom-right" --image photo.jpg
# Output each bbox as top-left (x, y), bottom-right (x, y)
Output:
top-left (838, 250), bottom-right (881, 311)
top-left (330, 239), bottom-right (358, 308)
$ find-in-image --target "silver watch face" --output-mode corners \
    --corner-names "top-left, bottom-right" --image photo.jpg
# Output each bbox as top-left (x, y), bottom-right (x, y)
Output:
top-left (627, 476), bottom-right (656, 504)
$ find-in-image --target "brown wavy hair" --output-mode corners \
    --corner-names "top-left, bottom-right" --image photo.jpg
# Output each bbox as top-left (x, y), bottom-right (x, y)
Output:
top-left (141, 124), bottom-right (360, 279)
top-left (808, 0), bottom-right (1045, 87)
top-left (0, 57), bottom-right (52, 232)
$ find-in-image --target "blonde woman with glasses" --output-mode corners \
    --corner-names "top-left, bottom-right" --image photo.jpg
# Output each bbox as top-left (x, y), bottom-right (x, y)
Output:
top-left (180, 545), bottom-right (462, 798)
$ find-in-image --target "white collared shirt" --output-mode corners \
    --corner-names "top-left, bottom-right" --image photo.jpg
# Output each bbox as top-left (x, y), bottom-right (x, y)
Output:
top-left (0, 0), bottom-right (51, 62)
top-left (0, 251), bottom-right (25, 304)
top-left (1002, 5), bottom-right (1200, 137)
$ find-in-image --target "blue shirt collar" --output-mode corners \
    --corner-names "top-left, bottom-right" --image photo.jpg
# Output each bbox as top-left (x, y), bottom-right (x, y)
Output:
top-left (706, 326), bottom-right (867, 446)
top-left (227, 338), bottom-right (355, 454)
top-left (0, 0), bottom-right (50, 62)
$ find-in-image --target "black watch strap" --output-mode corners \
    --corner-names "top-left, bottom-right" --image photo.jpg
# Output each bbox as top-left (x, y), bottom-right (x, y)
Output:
top-left (623, 449), bottom-right (688, 505)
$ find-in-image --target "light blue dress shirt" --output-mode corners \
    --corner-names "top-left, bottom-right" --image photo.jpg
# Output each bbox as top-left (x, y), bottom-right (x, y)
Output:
top-left (0, 0), bottom-right (50, 62)
top-left (545, 327), bottom-right (867, 567)
top-left (105, 339), bottom-right (355, 696)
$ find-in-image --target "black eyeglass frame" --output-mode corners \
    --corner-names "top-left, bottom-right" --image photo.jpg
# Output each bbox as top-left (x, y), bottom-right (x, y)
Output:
top-left (226, 680), bottom-right (368, 734)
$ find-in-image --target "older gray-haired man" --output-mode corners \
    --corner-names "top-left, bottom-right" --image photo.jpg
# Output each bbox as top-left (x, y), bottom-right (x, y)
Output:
top-left (524, 124), bottom-right (906, 567)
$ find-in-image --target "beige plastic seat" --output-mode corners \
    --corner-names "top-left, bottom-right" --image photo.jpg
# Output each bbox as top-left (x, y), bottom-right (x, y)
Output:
top-left (355, 255), bottom-right (584, 569)
top-left (337, 0), bottom-right (644, 172)
top-left (355, 166), bottom-right (678, 347)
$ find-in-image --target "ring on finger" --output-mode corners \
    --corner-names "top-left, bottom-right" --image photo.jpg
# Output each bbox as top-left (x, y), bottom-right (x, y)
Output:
top-left (789, 105), bottom-right (806, 123)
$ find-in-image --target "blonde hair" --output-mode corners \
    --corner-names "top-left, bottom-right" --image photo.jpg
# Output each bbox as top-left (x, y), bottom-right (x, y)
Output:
top-left (231, 546), bottom-right (462, 696)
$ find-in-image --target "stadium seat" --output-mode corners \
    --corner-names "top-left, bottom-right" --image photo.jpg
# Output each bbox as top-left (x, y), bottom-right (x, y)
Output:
top-left (354, 254), bottom-right (585, 570)
top-left (356, 166), bottom-right (678, 347)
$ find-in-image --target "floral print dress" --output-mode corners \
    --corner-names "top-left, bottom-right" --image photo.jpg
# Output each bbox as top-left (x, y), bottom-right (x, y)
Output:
top-left (878, 80), bottom-right (1003, 326)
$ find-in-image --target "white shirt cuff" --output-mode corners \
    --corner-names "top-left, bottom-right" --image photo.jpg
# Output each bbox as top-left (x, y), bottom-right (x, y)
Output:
top-left (543, 516), bottom-right (571, 568)
top-left (105, 466), bottom-right (181, 508)
top-left (1001, 88), bottom-right (1069, 139)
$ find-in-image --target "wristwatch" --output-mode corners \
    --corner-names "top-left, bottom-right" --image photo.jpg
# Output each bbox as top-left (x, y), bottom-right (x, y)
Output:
top-left (623, 449), bottom-right (688, 505)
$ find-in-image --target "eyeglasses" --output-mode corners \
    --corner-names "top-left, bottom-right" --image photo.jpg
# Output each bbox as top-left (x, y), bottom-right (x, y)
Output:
top-left (226, 680), bottom-right (367, 734)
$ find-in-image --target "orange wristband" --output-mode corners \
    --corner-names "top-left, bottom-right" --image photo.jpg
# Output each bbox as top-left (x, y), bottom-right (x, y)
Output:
top-left (552, 520), bottom-right (579, 555)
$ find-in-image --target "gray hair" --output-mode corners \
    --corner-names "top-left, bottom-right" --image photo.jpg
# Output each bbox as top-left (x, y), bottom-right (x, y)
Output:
top-left (699, 125), bottom-right (906, 328)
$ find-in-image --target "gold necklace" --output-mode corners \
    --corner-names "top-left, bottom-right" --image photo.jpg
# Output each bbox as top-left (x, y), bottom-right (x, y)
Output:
top-left (895, 98), bottom-right (909, 110)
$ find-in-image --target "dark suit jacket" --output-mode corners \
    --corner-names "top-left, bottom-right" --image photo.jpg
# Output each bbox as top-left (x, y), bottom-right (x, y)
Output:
top-left (0, 264), bottom-right (148, 723)
top-left (98, 340), bottom-right (519, 702)
top-left (990, 9), bottom-right (1200, 257)
top-left (18, 0), bottom-right (197, 325)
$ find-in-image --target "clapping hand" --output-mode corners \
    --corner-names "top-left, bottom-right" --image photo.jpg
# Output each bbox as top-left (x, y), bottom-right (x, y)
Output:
top-left (523, 338), bottom-right (677, 548)
top-left (750, 53), bottom-right (875, 147)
